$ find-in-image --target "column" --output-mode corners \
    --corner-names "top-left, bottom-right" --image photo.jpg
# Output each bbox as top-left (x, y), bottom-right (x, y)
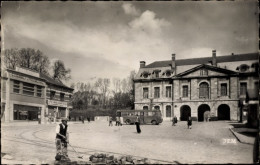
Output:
top-left (41, 106), bottom-right (45, 124)
top-left (65, 108), bottom-right (69, 118)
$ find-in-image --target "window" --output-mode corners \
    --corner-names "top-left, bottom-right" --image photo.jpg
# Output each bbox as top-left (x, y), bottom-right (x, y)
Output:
top-left (240, 83), bottom-right (247, 95)
top-left (143, 88), bottom-right (149, 98)
top-left (166, 70), bottom-right (171, 77)
top-left (200, 69), bottom-right (208, 76)
top-left (154, 87), bottom-right (160, 98)
top-left (143, 106), bottom-right (148, 110)
top-left (50, 91), bottom-right (56, 100)
top-left (36, 86), bottom-right (42, 97)
top-left (199, 82), bottom-right (209, 98)
top-left (13, 81), bottom-right (20, 93)
top-left (220, 83), bottom-right (227, 96)
top-left (69, 95), bottom-right (72, 99)
top-left (182, 85), bottom-right (188, 97)
top-left (240, 64), bottom-right (249, 72)
top-left (23, 82), bottom-right (34, 96)
top-left (166, 106), bottom-right (171, 117)
top-left (166, 86), bottom-right (172, 98)
top-left (154, 106), bottom-right (160, 110)
top-left (60, 93), bottom-right (65, 101)
top-left (155, 72), bottom-right (159, 78)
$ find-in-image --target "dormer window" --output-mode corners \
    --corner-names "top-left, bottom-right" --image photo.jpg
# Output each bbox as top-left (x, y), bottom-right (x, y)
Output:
top-left (141, 71), bottom-right (150, 78)
top-left (238, 64), bottom-right (249, 72)
top-left (153, 70), bottom-right (161, 78)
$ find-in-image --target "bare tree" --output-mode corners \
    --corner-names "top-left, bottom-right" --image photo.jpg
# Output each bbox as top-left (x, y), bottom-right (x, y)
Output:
top-left (4, 48), bottom-right (20, 69)
top-left (52, 60), bottom-right (71, 82)
top-left (112, 78), bottom-right (121, 93)
top-left (95, 78), bottom-right (110, 107)
top-left (4, 48), bottom-right (50, 74)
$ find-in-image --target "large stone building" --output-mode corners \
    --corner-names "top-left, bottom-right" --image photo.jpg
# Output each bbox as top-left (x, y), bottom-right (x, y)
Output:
top-left (1, 67), bottom-right (73, 123)
top-left (134, 50), bottom-right (258, 121)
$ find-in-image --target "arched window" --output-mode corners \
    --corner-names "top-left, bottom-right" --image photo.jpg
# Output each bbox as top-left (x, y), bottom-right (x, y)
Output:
top-left (154, 106), bottom-right (160, 110)
top-left (199, 82), bottom-right (209, 99)
top-left (143, 106), bottom-right (148, 110)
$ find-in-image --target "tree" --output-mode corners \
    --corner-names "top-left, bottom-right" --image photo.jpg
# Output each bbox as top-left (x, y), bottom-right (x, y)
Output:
top-left (4, 48), bottom-right (50, 74)
top-left (95, 78), bottom-right (110, 107)
top-left (52, 60), bottom-right (71, 81)
top-left (4, 48), bottom-right (20, 69)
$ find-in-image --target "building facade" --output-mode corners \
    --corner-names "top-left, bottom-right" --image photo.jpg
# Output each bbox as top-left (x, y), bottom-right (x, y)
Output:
top-left (134, 51), bottom-right (258, 121)
top-left (1, 67), bottom-right (73, 123)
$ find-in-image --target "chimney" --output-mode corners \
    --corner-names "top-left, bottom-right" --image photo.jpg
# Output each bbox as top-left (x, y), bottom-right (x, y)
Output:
top-left (171, 54), bottom-right (176, 69)
top-left (140, 61), bottom-right (146, 68)
top-left (212, 50), bottom-right (217, 66)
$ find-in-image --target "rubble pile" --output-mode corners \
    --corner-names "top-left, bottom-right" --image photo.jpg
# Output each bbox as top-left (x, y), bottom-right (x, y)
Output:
top-left (89, 153), bottom-right (152, 164)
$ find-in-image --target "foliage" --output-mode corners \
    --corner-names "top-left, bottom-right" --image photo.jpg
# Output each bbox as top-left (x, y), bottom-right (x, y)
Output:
top-left (52, 60), bottom-right (71, 81)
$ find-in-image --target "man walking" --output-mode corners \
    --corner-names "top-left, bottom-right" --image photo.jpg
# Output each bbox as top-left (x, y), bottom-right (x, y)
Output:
top-left (55, 117), bottom-right (70, 161)
top-left (135, 115), bottom-right (141, 133)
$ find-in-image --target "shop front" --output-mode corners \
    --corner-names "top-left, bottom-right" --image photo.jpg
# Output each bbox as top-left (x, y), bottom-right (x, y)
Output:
top-left (13, 104), bottom-right (41, 121)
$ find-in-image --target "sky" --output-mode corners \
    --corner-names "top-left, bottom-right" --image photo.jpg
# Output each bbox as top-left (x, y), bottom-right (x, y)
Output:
top-left (2, 1), bottom-right (258, 86)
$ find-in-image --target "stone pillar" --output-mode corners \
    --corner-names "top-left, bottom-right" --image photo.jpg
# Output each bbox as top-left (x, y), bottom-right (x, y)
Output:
top-left (41, 106), bottom-right (45, 124)
top-left (9, 103), bottom-right (14, 121)
top-left (65, 108), bottom-right (69, 118)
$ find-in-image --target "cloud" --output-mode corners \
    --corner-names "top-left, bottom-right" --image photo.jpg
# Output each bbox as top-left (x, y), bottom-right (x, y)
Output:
top-left (129, 10), bottom-right (170, 34)
top-left (122, 3), bottom-right (140, 16)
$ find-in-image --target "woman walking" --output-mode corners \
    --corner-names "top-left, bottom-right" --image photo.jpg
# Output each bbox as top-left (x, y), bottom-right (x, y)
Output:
top-left (135, 115), bottom-right (141, 133)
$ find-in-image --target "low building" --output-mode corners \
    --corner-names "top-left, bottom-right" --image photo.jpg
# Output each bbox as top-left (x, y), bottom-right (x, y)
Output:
top-left (1, 67), bottom-right (73, 123)
top-left (134, 51), bottom-right (258, 121)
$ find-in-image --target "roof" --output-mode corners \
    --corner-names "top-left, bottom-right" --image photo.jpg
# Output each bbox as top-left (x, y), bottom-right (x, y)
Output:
top-left (145, 53), bottom-right (258, 68)
top-left (39, 73), bottom-right (74, 90)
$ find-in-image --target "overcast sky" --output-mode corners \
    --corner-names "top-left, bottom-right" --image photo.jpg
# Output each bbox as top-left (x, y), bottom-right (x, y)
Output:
top-left (2, 1), bottom-right (258, 86)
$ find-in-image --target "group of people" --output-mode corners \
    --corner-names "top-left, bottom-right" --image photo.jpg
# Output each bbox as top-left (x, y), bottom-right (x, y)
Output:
top-left (108, 116), bottom-right (123, 126)
top-left (172, 116), bottom-right (192, 129)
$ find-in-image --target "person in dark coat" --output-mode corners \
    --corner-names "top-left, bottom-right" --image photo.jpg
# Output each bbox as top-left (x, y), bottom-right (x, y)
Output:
top-left (135, 115), bottom-right (141, 133)
top-left (172, 116), bottom-right (177, 126)
top-left (187, 116), bottom-right (192, 129)
top-left (81, 116), bottom-right (84, 124)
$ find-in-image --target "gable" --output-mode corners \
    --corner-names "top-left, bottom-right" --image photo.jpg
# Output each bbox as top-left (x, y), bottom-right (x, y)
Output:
top-left (176, 64), bottom-right (238, 78)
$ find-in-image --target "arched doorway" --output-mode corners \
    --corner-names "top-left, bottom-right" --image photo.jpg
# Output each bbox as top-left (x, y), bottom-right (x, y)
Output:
top-left (198, 104), bottom-right (210, 122)
top-left (166, 105), bottom-right (171, 117)
top-left (180, 105), bottom-right (191, 121)
top-left (218, 104), bottom-right (230, 120)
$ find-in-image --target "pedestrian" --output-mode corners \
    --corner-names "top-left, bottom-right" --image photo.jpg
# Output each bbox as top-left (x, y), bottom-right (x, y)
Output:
top-left (87, 117), bottom-right (90, 123)
top-left (82, 116), bottom-right (84, 124)
top-left (172, 116), bottom-right (177, 126)
top-left (109, 116), bottom-right (113, 126)
top-left (55, 117), bottom-right (70, 161)
top-left (135, 115), bottom-right (141, 133)
top-left (116, 116), bottom-right (120, 126)
top-left (119, 116), bottom-right (123, 126)
top-left (187, 116), bottom-right (192, 129)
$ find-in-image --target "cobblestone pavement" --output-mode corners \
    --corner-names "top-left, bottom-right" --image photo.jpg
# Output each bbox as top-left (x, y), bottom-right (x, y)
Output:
top-left (1, 120), bottom-right (254, 164)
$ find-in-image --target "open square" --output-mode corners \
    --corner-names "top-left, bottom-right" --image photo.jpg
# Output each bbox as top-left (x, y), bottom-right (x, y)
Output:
top-left (2, 121), bottom-right (254, 164)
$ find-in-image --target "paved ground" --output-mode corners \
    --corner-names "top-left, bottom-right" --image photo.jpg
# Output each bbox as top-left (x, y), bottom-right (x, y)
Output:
top-left (1, 120), bottom-right (254, 164)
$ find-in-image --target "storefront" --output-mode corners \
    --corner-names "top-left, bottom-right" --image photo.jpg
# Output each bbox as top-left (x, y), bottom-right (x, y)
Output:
top-left (13, 104), bottom-right (41, 121)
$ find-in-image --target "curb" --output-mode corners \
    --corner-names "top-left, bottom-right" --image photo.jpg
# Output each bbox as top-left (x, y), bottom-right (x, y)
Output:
top-left (229, 127), bottom-right (254, 145)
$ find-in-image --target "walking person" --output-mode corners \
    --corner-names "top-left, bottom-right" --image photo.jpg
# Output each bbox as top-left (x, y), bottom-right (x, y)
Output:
top-left (135, 115), bottom-right (141, 133)
top-left (116, 116), bottom-right (120, 126)
top-left (119, 116), bottom-right (123, 126)
top-left (172, 116), bottom-right (177, 126)
top-left (87, 117), bottom-right (90, 123)
top-left (55, 117), bottom-right (70, 161)
top-left (187, 116), bottom-right (192, 129)
top-left (109, 116), bottom-right (113, 126)
top-left (81, 116), bottom-right (84, 124)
